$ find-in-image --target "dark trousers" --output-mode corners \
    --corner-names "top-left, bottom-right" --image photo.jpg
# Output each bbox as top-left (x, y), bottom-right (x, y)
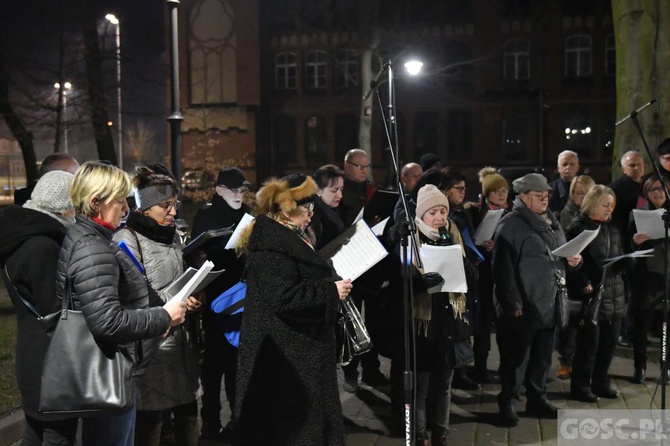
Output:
top-left (341, 291), bottom-right (380, 380)
top-left (631, 307), bottom-right (655, 370)
top-left (472, 292), bottom-right (495, 368)
top-left (496, 325), bottom-right (555, 407)
top-left (571, 318), bottom-right (621, 392)
top-left (23, 416), bottom-right (78, 446)
top-left (416, 367), bottom-right (454, 440)
top-left (200, 309), bottom-right (238, 430)
top-left (555, 310), bottom-right (581, 366)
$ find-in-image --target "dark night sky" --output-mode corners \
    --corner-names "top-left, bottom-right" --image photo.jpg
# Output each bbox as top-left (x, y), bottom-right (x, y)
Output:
top-left (0, 0), bottom-right (169, 163)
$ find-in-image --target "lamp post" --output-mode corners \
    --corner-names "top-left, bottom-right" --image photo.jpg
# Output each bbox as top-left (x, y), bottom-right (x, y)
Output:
top-left (105, 13), bottom-right (123, 170)
top-left (54, 81), bottom-right (72, 153)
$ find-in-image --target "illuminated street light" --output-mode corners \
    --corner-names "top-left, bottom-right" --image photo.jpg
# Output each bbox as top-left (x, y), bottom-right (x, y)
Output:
top-left (106, 13), bottom-right (123, 169)
top-left (54, 82), bottom-right (73, 153)
top-left (404, 60), bottom-right (424, 76)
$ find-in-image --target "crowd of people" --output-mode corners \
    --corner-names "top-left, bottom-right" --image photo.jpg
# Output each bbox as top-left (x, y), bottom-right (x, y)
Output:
top-left (2, 139), bottom-right (670, 445)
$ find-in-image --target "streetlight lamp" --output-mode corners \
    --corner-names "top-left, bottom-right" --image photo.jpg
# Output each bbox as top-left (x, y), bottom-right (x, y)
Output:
top-left (54, 81), bottom-right (72, 153)
top-left (105, 13), bottom-right (123, 170)
top-left (404, 60), bottom-right (424, 76)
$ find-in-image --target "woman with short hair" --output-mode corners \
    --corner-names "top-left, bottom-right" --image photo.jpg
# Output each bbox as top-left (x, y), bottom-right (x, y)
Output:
top-left (57, 161), bottom-right (186, 446)
top-left (310, 164), bottom-right (346, 249)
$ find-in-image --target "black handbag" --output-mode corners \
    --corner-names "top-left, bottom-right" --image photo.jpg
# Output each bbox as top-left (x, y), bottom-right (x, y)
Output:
top-left (335, 296), bottom-right (373, 366)
top-left (39, 280), bottom-right (134, 417)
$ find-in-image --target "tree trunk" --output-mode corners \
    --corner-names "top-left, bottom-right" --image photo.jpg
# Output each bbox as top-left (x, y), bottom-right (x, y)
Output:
top-left (612, 0), bottom-right (670, 178)
top-left (79, 0), bottom-right (117, 164)
top-left (0, 34), bottom-right (39, 183)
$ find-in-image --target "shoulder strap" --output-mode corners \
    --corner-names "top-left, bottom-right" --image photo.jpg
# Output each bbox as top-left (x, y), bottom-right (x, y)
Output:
top-left (120, 227), bottom-right (144, 266)
top-left (2, 265), bottom-right (42, 318)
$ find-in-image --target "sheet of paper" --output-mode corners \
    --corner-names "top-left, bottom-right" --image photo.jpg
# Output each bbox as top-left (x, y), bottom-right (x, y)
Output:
top-left (602, 248), bottom-right (655, 269)
top-left (224, 213), bottom-right (255, 249)
top-left (633, 209), bottom-right (666, 240)
top-left (353, 207), bottom-right (365, 225)
top-left (164, 267), bottom-right (226, 297)
top-left (168, 260), bottom-right (215, 303)
top-left (419, 244), bottom-right (467, 293)
top-left (371, 217), bottom-right (390, 236)
top-left (473, 209), bottom-right (504, 245)
top-left (318, 220), bottom-right (388, 282)
top-left (551, 228), bottom-right (599, 258)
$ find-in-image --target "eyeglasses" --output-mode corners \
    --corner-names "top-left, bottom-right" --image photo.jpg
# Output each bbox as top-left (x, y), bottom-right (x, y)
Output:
top-left (650, 186), bottom-right (665, 194)
top-left (346, 161), bottom-right (371, 171)
top-left (157, 200), bottom-right (181, 211)
top-left (526, 192), bottom-right (551, 200)
top-left (220, 186), bottom-right (249, 196)
top-left (301, 202), bottom-right (315, 212)
top-left (493, 187), bottom-right (509, 194)
top-left (451, 185), bottom-right (466, 192)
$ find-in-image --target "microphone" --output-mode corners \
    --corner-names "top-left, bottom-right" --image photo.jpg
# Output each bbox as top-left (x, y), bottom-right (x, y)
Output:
top-left (362, 62), bottom-right (390, 101)
top-left (438, 225), bottom-right (453, 246)
top-left (615, 99), bottom-right (657, 126)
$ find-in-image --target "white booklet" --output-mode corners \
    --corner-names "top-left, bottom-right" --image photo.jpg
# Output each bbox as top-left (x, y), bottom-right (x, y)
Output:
top-left (419, 244), bottom-right (468, 293)
top-left (164, 265), bottom-right (226, 297)
top-left (633, 209), bottom-right (666, 240)
top-left (318, 219), bottom-right (388, 282)
top-left (602, 248), bottom-right (655, 269)
top-left (473, 209), bottom-right (504, 245)
top-left (224, 213), bottom-right (255, 249)
top-left (167, 260), bottom-right (215, 303)
top-left (551, 228), bottom-right (599, 258)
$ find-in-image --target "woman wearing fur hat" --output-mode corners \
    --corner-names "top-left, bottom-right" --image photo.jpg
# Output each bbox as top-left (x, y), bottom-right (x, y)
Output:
top-left (466, 167), bottom-right (509, 382)
top-left (112, 167), bottom-right (202, 446)
top-left (0, 171), bottom-right (79, 446)
top-left (233, 174), bottom-right (352, 445)
top-left (387, 184), bottom-right (473, 446)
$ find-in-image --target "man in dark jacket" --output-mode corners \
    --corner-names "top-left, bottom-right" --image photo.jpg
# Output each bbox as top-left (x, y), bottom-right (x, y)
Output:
top-left (492, 173), bottom-right (582, 426)
top-left (190, 166), bottom-right (251, 440)
top-left (549, 150), bottom-right (580, 214)
top-left (609, 150), bottom-right (645, 251)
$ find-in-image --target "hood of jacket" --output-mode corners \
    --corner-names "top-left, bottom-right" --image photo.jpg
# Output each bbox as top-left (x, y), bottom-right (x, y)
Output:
top-left (0, 205), bottom-right (67, 261)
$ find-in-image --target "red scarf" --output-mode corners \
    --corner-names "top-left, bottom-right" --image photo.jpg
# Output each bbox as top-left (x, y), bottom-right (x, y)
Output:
top-left (91, 216), bottom-right (117, 231)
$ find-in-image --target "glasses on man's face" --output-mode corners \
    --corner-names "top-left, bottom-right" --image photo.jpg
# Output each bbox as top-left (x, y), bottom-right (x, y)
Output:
top-left (158, 200), bottom-right (181, 211)
top-left (527, 192), bottom-right (551, 201)
top-left (221, 186), bottom-right (249, 196)
top-left (451, 185), bottom-right (466, 192)
top-left (346, 161), bottom-right (371, 171)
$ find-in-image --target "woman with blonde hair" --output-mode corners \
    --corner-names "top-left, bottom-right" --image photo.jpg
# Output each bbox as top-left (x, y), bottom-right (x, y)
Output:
top-left (56, 161), bottom-right (186, 446)
top-left (566, 185), bottom-right (630, 402)
top-left (559, 175), bottom-right (596, 230)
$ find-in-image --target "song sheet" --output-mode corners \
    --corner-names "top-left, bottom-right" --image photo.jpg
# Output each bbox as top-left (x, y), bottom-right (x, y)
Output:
top-left (551, 228), bottom-right (599, 258)
top-left (602, 248), bottom-right (655, 269)
top-left (473, 209), bottom-right (504, 245)
top-left (371, 217), bottom-right (390, 236)
top-left (319, 219), bottom-right (388, 282)
top-left (633, 209), bottom-right (666, 240)
top-left (419, 244), bottom-right (467, 293)
top-left (164, 266), bottom-right (225, 297)
top-left (167, 260), bottom-right (215, 303)
top-left (224, 213), bottom-right (255, 249)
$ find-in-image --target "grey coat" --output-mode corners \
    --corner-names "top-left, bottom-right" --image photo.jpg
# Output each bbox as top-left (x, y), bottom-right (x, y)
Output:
top-left (492, 198), bottom-right (569, 331)
top-left (113, 225), bottom-right (200, 411)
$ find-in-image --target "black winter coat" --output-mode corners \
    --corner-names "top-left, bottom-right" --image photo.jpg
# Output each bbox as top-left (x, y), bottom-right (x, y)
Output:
top-left (0, 206), bottom-right (70, 420)
top-left (609, 174), bottom-right (643, 252)
top-left (309, 196), bottom-right (344, 250)
top-left (566, 215), bottom-right (627, 321)
top-left (492, 198), bottom-right (569, 330)
top-left (234, 215), bottom-right (344, 445)
top-left (56, 216), bottom-right (170, 349)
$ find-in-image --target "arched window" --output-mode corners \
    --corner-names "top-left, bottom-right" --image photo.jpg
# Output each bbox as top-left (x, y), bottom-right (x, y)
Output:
top-left (275, 53), bottom-right (296, 90)
top-left (503, 39), bottom-right (530, 80)
top-left (304, 51), bottom-right (328, 89)
top-left (565, 34), bottom-right (592, 77)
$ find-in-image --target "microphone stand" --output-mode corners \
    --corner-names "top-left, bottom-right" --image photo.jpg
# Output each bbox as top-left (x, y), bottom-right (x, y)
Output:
top-left (615, 99), bottom-right (668, 407)
top-left (369, 60), bottom-right (422, 445)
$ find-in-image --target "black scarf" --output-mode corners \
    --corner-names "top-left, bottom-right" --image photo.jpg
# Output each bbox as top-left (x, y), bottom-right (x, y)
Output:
top-left (125, 211), bottom-right (176, 245)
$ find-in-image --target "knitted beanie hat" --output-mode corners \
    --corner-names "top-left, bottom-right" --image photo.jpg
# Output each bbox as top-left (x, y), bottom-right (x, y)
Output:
top-left (28, 170), bottom-right (74, 214)
top-left (479, 167), bottom-right (508, 197)
top-left (415, 184), bottom-right (450, 218)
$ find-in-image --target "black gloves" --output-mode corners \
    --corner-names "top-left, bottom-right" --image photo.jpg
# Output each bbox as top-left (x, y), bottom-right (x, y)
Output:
top-left (422, 272), bottom-right (444, 289)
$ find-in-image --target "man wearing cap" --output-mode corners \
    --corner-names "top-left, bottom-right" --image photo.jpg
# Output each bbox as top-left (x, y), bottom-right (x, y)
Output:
top-left (492, 173), bottom-right (582, 426)
top-left (190, 166), bottom-right (251, 440)
top-left (656, 138), bottom-right (670, 180)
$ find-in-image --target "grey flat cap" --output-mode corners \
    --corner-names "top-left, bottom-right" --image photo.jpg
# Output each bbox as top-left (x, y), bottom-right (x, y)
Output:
top-left (512, 173), bottom-right (552, 194)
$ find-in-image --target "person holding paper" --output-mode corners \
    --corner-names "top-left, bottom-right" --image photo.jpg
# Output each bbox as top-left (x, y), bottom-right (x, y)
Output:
top-left (385, 184), bottom-right (473, 445)
top-left (112, 166), bottom-right (201, 446)
top-left (190, 166), bottom-right (251, 441)
top-left (310, 164), bottom-right (346, 249)
top-left (56, 161), bottom-right (187, 446)
top-left (492, 173), bottom-right (581, 427)
top-left (466, 166), bottom-right (509, 383)
top-left (628, 174), bottom-right (670, 383)
top-left (233, 173), bottom-right (351, 445)
top-left (566, 185), bottom-right (632, 402)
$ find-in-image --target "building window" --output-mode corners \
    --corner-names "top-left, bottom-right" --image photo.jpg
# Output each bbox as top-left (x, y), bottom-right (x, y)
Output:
top-left (605, 33), bottom-right (615, 77)
top-left (565, 34), bottom-right (592, 77)
top-left (304, 51), bottom-right (327, 90)
top-left (275, 53), bottom-right (296, 90)
top-left (335, 115), bottom-right (358, 162)
top-left (273, 115), bottom-right (297, 164)
top-left (502, 118), bottom-right (528, 160)
top-left (335, 50), bottom-right (359, 88)
top-left (447, 110), bottom-right (472, 161)
top-left (304, 115), bottom-right (327, 169)
top-left (414, 112), bottom-right (439, 159)
top-left (564, 109), bottom-right (593, 157)
top-left (503, 39), bottom-right (530, 80)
